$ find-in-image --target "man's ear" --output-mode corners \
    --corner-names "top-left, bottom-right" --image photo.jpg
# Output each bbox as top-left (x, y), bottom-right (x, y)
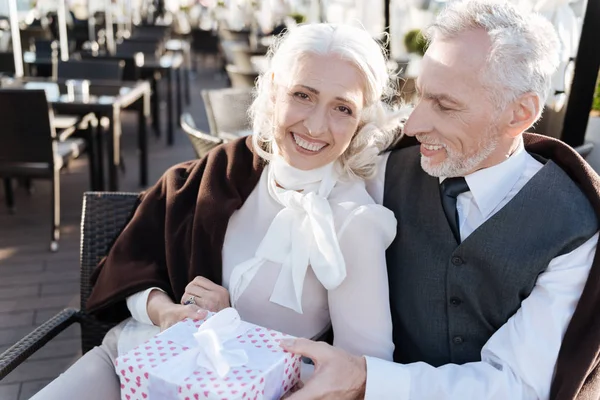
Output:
top-left (507, 92), bottom-right (539, 137)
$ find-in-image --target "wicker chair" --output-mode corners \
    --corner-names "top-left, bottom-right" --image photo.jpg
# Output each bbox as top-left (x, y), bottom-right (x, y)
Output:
top-left (224, 64), bottom-right (258, 88)
top-left (0, 191), bottom-right (336, 381)
top-left (180, 113), bottom-right (224, 159)
top-left (0, 192), bottom-right (140, 380)
top-left (201, 87), bottom-right (253, 136)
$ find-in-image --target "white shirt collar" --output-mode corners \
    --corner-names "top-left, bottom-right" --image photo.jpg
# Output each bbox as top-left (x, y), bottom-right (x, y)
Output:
top-left (440, 140), bottom-right (527, 220)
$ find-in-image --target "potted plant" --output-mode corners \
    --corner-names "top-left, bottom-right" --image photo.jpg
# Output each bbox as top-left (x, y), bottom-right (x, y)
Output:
top-left (403, 28), bottom-right (427, 77)
top-left (404, 29), bottom-right (427, 56)
top-left (288, 12), bottom-right (307, 25)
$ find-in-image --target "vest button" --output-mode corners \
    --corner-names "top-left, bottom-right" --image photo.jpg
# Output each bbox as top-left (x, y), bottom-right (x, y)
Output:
top-left (453, 336), bottom-right (464, 345)
top-left (451, 256), bottom-right (464, 266)
top-left (450, 297), bottom-right (462, 306)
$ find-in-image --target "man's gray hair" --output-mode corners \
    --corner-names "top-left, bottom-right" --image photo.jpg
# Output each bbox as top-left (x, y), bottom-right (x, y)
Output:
top-left (426, 0), bottom-right (560, 119)
top-left (249, 23), bottom-right (405, 180)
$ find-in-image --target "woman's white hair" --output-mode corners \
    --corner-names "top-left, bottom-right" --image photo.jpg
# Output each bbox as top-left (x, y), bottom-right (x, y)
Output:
top-left (426, 0), bottom-right (560, 120)
top-left (249, 23), bottom-right (405, 180)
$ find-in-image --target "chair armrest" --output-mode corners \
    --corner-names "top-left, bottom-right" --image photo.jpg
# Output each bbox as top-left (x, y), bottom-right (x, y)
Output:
top-left (574, 142), bottom-right (594, 159)
top-left (0, 308), bottom-right (80, 380)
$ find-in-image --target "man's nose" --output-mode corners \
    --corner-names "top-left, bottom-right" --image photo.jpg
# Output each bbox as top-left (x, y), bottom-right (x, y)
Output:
top-left (404, 103), bottom-right (433, 137)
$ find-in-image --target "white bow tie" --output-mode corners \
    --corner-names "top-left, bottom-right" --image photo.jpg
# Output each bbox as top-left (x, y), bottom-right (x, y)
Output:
top-left (228, 157), bottom-right (347, 313)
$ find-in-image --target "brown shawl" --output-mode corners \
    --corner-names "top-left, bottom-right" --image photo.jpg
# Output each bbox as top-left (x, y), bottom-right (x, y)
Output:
top-left (87, 133), bottom-right (600, 400)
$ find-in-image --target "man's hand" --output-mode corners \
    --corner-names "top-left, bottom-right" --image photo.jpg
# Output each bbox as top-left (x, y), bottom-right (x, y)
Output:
top-left (181, 276), bottom-right (231, 312)
top-left (280, 338), bottom-right (367, 400)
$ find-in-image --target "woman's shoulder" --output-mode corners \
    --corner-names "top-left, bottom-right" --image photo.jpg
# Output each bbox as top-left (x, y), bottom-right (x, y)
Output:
top-left (157, 136), bottom-right (261, 190)
top-left (330, 179), bottom-right (397, 240)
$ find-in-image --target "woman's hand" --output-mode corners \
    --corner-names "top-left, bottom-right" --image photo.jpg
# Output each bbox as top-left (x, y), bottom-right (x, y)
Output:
top-left (147, 289), bottom-right (207, 331)
top-left (181, 276), bottom-right (231, 312)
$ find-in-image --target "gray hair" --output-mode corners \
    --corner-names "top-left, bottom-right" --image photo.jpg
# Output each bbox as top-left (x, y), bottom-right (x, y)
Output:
top-left (426, 0), bottom-right (560, 120)
top-left (249, 23), bottom-right (405, 180)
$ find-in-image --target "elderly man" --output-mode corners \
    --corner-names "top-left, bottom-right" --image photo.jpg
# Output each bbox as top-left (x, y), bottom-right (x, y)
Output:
top-left (281, 1), bottom-right (600, 399)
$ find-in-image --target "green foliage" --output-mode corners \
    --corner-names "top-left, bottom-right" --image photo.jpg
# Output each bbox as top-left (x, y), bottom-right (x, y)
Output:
top-left (593, 72), bottom-right (600, 112)
top-left (404, 29), bottom-right (427, 56)
top-left (288, 13), bottom-right (306, 24)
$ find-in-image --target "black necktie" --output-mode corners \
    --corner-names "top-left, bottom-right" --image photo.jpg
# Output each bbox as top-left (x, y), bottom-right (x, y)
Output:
top-left (439, 177), bottom-right (470, 243)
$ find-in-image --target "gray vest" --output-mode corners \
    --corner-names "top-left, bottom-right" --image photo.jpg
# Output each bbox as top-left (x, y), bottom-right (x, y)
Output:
top-left (384, 146), bottom-right (598, 367)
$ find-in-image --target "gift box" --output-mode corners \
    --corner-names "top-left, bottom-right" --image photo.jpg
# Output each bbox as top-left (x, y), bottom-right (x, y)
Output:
top-left (115, 308), bottom-right (302, 400)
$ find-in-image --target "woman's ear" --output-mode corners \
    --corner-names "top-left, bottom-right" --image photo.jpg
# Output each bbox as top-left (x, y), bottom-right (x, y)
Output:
top-left (269, 73), bottom-right (277, 103)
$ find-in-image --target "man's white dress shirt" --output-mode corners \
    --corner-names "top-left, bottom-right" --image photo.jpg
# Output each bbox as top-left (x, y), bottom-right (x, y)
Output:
top-left (365, 141), bottom-right (599, 399)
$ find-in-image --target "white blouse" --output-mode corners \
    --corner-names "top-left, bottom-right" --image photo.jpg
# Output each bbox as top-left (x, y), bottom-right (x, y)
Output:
top-left (121, 158), bottom-right (396, 361)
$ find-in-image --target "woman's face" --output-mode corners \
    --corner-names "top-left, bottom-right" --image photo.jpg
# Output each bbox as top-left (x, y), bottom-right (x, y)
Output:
top-left (272, 53), bottom-right (365, 170)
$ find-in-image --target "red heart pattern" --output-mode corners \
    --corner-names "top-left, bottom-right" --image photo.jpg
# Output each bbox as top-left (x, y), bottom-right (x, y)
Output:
top-left (115, 320), bottom-right (300, 399)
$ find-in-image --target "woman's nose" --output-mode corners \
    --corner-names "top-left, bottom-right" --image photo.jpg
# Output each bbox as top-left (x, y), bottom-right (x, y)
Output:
top-left (303, 107), bottom-right (328, 136)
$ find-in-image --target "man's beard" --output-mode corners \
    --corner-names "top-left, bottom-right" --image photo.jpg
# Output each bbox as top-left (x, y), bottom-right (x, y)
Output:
top-left (418, 127), bottom-right (500, 178)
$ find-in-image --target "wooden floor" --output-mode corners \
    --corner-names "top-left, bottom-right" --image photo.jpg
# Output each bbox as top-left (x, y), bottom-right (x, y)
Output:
top-left (0, 65), bottom-right (228, 400)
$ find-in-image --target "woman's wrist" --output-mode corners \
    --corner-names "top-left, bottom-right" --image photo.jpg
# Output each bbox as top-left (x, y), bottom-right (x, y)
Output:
top-left (146, 289), bottom-right (175, 326)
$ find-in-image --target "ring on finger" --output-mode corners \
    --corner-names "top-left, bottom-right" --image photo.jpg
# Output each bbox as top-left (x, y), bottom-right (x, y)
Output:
top-left (183, 295), bottom-right (196, 305)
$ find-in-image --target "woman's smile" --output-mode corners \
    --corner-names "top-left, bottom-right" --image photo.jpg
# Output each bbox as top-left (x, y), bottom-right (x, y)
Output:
top-left (290, 132), bottom-right (329, 154)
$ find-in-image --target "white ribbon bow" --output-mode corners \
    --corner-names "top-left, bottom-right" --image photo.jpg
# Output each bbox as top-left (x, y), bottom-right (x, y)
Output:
top-left (193, 308), bottom-right (248, 377)
top-left (229, 157), bottom-right (347, 314)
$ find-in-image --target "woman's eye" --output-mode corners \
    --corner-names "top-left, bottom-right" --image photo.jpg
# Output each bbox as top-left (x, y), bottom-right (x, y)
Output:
top-left (337, 105), bottom-right (353, 115)
top-left (293, 92), bottom-right (310, 100)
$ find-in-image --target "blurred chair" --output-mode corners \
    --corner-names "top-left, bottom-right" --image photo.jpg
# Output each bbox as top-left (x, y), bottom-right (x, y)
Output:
top-left (180, 113), bottom-right (223, 159)
top-left (20, 26), bottom-right (52, 51)
top-left (57, 59), bottom-right (124, 81)
top-left (131, 25), bottom-right (170, 40)
top-left (0, 51), bottom-right (15, 75)
top-left (574, 143), bottom-right (594, 159)
top-left (79, 53), bottom-right (138, 81)
top-left (224, 64), bottom-right (258, 88)
top-left (0, 89), bottom-right (94, 251)
top-left (0, 190), bottom-right (333, 378)
top-left (230, 43), bottom-right (266, 71)
top-left (218, 28), bottom-right (250, 44)
top-left (201, 87), bottom-right (253, 136)
top-left (190, 28), bottom-right (221, 69)
top-left (0, 191), bottom-right (140, 382)
top-left (116, 38), bottom-right (163, 58)
top-left (32, 39), bottom-right (59, 57)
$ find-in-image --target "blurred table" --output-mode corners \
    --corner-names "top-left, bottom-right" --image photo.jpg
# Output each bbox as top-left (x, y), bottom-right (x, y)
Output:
top-left (138, 52), bottom-right (184, 146)
top-left (165, 39), bottom-right (192, 105)
top-left (0, 77), bottom-right (151, 191)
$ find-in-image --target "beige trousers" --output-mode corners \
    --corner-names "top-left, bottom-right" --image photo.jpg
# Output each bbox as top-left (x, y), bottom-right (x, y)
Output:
top-left (30, 321), bottom-right (126, 400)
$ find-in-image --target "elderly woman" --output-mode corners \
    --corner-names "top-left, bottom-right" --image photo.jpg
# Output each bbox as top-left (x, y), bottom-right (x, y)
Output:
top-left (32, 23), bottom-right (403, 399)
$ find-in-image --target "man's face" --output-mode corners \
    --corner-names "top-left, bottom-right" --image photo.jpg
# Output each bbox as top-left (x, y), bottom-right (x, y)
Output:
top-left (404, 29), bottom-right (511, 177)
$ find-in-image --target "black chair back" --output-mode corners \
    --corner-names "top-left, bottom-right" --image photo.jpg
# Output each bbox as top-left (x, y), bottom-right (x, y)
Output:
top-left (131, 25), bottom-right (170, 40)
top-left (33, 39), bottom-right (59, 57)
top-left (0, 89), bottom-right (55, 165)
top-left (79, 191), bottom-right (140, 352)
top-left (0, 52), bottom-right (15, 75)
top-left (80, 53), bottom-right (138, 81)
top-left (116, 39), bottom-right (162, 57)
top-left (58, 59), bottom-right (124, 81)
top-left (191, 28), bottom-right (220, 55)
